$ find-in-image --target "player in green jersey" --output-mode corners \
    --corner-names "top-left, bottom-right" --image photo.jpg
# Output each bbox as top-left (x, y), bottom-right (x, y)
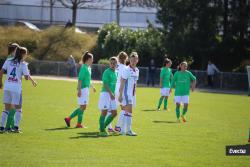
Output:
top-left (98, 57), bottom-right (118, 137)
top-left (157, 58), bottom-right (173, 111)
top-left (170, 61), bottom-right (196, 123)
top-left (64, 51), bottom-right (96, 128)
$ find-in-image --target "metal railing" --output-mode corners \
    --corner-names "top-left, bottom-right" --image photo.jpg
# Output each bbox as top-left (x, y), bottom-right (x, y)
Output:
top-left (26, 60), bottom-right (248, 91)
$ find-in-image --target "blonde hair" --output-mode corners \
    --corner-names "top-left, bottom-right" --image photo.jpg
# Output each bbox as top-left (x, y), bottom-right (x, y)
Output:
top-left (130, 52), bottom-right (139, 58)
top-left (117, 51), bottom-right (128, 64)
top-left (180, 61), bottom-right (188, 66)
top-left (109, 56), bottom-right (118, 62)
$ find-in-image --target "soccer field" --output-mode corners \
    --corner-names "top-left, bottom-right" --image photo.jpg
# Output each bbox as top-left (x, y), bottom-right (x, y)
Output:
top-left (0, 79), bottom-right (249, 167)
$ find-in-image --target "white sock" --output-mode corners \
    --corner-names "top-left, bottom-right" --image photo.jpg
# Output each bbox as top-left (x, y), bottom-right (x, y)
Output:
top-left (121, 112), bottom-right (128, 133)
top-left (125, 112), bottom-right (132, 132)
top-left (106, 112), bottom-right (113, 129)
top-left (1, 111), bottom-right (9, 127)
top-left (14, 109), bottom-right (22, 127)
top-left (116, 110), bottom-right (125, 127)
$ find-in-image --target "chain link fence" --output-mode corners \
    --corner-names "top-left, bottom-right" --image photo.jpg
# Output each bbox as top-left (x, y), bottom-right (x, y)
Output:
top-left (0, 59), bottom-right (247, 91)
top-left (26, 60), bottom-right (248, 91)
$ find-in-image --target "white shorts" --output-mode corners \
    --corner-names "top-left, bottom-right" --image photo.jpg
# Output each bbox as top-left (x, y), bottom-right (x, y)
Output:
top-left (77, 88), bottom-right (89, 105)
top-left (160, 88), bottom-right (170, 97)
top-left (122, 94), bottom-right (136, 107)
top-left (3, 90), bottom-right (22, 105)
top-left (174, 95), bottom-right (189, 104)
top-left (98, 92), bottom-right (117, 111)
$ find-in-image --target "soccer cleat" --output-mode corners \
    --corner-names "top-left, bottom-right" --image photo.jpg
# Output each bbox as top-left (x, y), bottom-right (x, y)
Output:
top-left (13, 126), bottom-right (22, 133)
top-left (157, 108), bottom-right (161, 111)
top-left (114, 126), bottom-right (121, 132)
top-left (99, 131), bottom-right (109, 137)
top-left (64, 117), bottom-right (71, 127)
top-left (108, 128), bottom-right (115, 133)
top-left (75, 123), bottom-right (84, 128)
top-left (126, 130), bottom-right (137, 136)
top-left (0, 127), bottom-right (5, 133)
top-left (5, 128), bottom-right (14, 133)
top-left (181, 115), bottom-right (187, 122)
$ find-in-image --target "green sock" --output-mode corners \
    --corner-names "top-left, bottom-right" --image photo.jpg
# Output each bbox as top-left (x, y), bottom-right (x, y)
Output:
top-left (104, 115), bottom-right (114, 128)
top-left (6, 109), bottom-right (16, 129)
top-left (176, 107), bottom-right (180, 119)
top-left (99, 115), bottom-right (105, 132)
top-left (157, 97), bottom-right (164, 109)
top-left (182, 108), bottom-right (188, 116)
top-left (77, 110), bottom-right (84, 124)
top-left (164, 98), bottom-right (168, 109)
top-left (69, 108), bottom-right (80, 119)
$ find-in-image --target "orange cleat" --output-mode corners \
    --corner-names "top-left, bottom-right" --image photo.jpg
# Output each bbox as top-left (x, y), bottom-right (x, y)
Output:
top-left (75, 123), bottom-right (84, 128)
top-left (181, 115), bottom-right (187, 123)
top-left (64, 117), bottom-right (71, 127)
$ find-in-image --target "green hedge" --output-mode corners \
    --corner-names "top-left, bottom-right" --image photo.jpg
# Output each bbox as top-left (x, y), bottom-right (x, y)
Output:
top-left (95, 22), bottom-right (166, 67)
top-left (0, 26), bottom-right (96, 62)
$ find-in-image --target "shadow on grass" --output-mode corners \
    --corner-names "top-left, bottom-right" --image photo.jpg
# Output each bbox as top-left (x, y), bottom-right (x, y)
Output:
top-left (69, 132), bottom-right (100, 139)
top-left (69, 132), bottom-right (121, 139)
top-left (141, 109), bottom-right (156, 112)
top-left (45, 127), bottom-right (74, 131)
top-left (153, 120), bottom-right (177, 124)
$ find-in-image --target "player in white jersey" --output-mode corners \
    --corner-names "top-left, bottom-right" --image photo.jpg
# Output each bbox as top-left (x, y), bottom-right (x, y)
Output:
top-left (2, 43), bottom-right (20, 130)
top-left (106, 51), bottom-right (128, 133)
top-left (0, 47), bottom-right (37, 133)
top-left (118, 52), bottom-right (139, 136)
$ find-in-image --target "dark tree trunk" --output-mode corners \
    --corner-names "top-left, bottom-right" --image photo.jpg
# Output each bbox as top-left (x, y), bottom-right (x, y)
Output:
top-left (72, 4), bottom-right (77, 26)
top-left (223, 0), bottom-right (229, 39)
top-left (116, 0), bottom-right (120, 25)
top-left (50, 1), bottom-right (53, 25)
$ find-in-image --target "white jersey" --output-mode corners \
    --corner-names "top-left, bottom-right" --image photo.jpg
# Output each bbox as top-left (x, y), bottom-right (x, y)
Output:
top-left (2, 59), bottom-right (29, 94)
top-left (122, 65), bottom-right (139, 97)
top-left (115, 63), bottom-right (127, 93)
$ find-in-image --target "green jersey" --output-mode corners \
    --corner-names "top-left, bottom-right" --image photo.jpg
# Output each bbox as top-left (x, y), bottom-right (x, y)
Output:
top-left (78, 64), bottom-right (91, 88)
top-left (101, 68), bottom-right (117, 94)
top-left (171, 70), bottom-right (196, 96)
top-left (7, 54), bottom-right (14, 60)
top-left (160, 67), bottom-right (173, 88)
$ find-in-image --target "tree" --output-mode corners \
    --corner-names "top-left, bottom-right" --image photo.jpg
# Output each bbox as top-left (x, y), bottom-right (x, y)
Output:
top-left (44, 0), bottom-right (57, 25)
top-left (59, 0), bottom-right (100, 26)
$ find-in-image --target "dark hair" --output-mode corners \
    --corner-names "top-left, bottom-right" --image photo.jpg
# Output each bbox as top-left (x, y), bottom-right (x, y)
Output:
top-left (163, 58), bottom-right (172, 67)
top-left (13, 47), bottom-right (27, 63)
top-left (117, 51), bottom-right (128, 64)
top-left (82, 51), bottom-right (93, 63)
top-left (8, 43), bottom-right (19, 55)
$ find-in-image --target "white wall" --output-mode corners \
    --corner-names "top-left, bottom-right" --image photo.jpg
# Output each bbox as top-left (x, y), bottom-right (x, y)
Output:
top-left (0, 0), bottom-right (161, 29)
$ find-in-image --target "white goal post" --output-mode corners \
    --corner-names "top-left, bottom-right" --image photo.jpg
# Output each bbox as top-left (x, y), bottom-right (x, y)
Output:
top-left (246, 66), bottom-right (250, 96)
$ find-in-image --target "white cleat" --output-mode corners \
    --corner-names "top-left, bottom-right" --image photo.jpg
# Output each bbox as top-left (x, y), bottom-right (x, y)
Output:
top-left (126, 130), bottom-right (137, 136)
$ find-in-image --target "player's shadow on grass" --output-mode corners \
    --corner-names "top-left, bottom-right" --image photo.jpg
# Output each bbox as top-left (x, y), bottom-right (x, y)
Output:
top-left (45, 127), bottom-right (74, 131)
top-left (153, 120), bottom-right (177, 124)
top-left (69, 132), bottom-right (100, 139)
top-left (141, 109), bottom-right (156, 112)
top-left (70, 132), bottom-right (121, 139)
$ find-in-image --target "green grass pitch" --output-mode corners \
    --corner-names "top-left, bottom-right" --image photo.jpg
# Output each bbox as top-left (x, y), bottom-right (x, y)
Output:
top-left (0, 79), bottom-right (249, 167)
